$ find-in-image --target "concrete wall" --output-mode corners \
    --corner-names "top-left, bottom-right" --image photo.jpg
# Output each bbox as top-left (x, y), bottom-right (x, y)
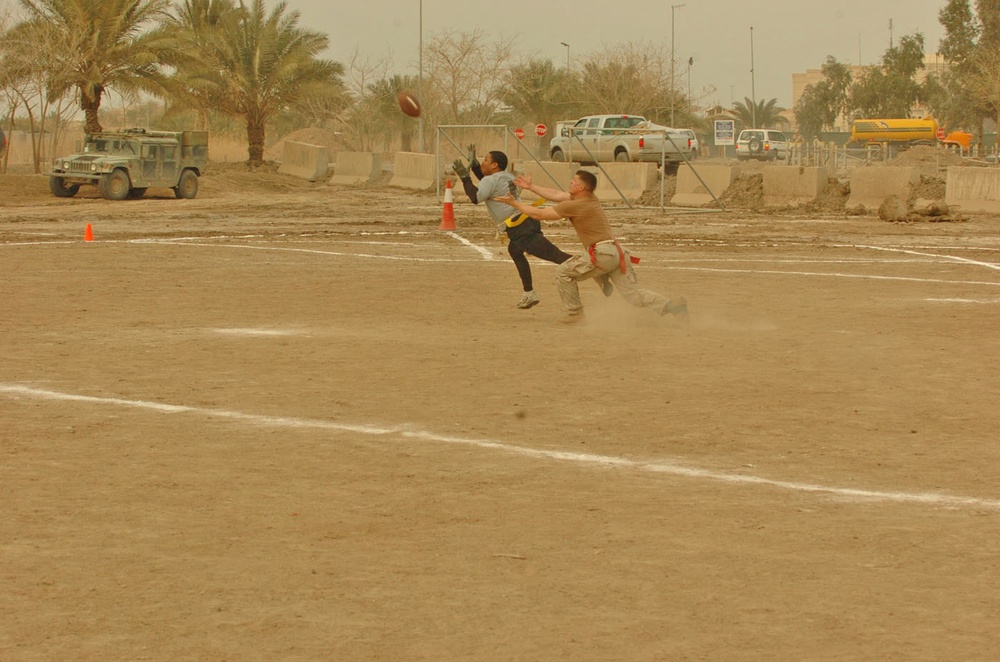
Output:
top-left (945, 167), bottom-right (1000, 214)
top-left (847, 166), bottom-right (919, 212)
top-left (329, 151), bottom-right (382, 186)
top-left (763, 166), bottom-right (826, 207)
top-left (389, 152), bottom-right (437, 190)
top-left (671, 164), bottom-right (740, 206)
top-left (277, 141), bottom-right (329, 182)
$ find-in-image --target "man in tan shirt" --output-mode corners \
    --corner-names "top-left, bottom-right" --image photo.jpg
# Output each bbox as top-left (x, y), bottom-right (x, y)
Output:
top-left (498, 169), bottom-right (687, 323)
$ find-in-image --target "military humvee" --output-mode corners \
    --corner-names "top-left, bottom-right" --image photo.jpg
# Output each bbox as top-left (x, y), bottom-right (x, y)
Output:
top-left (48, 128), bottom-right (208, 200)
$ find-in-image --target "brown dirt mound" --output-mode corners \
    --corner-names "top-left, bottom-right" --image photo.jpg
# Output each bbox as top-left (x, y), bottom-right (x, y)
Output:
top-left (264, 127), bottom-right (348, 161)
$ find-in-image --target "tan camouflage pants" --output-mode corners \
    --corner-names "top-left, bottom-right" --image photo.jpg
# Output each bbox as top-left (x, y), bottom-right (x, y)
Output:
top-left (555, 241), bottom-right (669, 314)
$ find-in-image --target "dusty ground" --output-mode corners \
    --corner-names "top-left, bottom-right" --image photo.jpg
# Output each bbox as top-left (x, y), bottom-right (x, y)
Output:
top-left (2, 162), bottom-right (1000, 661)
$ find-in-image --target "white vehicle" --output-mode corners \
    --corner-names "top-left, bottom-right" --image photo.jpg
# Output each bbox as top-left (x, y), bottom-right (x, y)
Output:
top-left (679, 129), bottom-right (699, 159)
top-left (548, 114), bottom-right (690, 167)
top-left (735, 129), bottom-right (790, 161)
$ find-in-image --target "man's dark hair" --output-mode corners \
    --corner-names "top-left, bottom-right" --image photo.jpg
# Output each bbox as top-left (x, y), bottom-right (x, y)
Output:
top-left (490, 150), bottom-right (508, 171)
top-left (576, 169), bottom-right (597, 191)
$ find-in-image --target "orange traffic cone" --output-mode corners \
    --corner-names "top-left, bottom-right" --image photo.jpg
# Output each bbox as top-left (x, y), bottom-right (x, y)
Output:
top-left (439, 179), bottom-right (456, 231)
top-left (84, 224), bottom-right (94, 242)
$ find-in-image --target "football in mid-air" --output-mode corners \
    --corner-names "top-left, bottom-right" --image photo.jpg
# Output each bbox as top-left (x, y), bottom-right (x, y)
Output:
top-left (397, 90), bottom-right (421, 118)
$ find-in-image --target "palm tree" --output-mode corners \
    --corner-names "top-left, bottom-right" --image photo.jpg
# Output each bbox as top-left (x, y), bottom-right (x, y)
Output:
top-left (366, 75), bottom-right (419, 152)
top-left (164, 0), bottom-right (239, 130)
top-left (17, 0), bottom-right (174, 134)
top-left (728, 97), bottom-right (789, 131)
top-left (186, 0), bottom-right (344, 166)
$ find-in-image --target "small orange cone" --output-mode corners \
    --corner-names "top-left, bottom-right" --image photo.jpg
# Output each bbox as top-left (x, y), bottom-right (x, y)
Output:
top-left (439, 179), bottom-right (456, 231)
top-left (84, 224), bottom-right (94, 242)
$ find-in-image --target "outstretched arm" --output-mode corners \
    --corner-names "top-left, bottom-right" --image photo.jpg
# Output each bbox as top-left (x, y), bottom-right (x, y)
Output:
top-left (495, 194), bottom-right (565, 222)
top-left (513, 173), bottom-right (571, 202)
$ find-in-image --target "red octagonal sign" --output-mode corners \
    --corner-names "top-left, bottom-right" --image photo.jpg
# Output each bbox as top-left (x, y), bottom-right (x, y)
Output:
top-left (936, 127), bottom-right (946, 140)
top-left (514, 127), bottom-right (525, 140)
top-left (535, 123), bottom-right (547, 138)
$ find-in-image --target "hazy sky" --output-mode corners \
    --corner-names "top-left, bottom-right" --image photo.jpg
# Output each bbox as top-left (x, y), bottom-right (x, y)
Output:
top-left (287, 0), bottom-right (949, 109)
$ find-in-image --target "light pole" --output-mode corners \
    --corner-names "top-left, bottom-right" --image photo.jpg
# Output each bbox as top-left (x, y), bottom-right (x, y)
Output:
top-left (687, 56), bottom-right (693, 109)
top-left (560, 42), bottom-right (570, 71)
top-left (670, 3), bottom-right (685, 126)
top-left (417, 0), bottom-right (424, 152)
top-left (750, 25), bottom-right (756, 129)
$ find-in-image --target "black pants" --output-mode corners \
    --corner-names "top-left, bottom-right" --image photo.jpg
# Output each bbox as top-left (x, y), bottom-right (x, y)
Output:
top-left (508, 232), bottom-right (571, 292)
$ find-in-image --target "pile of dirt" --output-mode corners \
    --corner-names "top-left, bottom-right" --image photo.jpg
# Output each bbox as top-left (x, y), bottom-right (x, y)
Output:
top-left (719, 172), bottom-right (764, 208)
top-left (200, 160), bottom-right (324, 194)
top-left (263, 127), bottom-right (348, 161)
top-left (891, 145), bottom-right (964, 179)
top-left (636, 174), bottom-right (677, 207)
top-left (911, 174), bottom-right (946, 201)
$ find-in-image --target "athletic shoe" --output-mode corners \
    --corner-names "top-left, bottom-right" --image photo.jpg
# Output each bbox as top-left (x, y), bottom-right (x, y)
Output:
top-left (516, 291), bottom-right (540, 309)
top-left (559, 310), bottom-right (585, 324)
top-left (661, 297), bottom-right (688, 317)
top-left (597, 274), bottom-right (614, 297)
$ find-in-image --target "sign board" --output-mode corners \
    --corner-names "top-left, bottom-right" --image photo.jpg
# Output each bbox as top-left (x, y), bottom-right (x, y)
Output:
top-left (936, 127), bottom-right (946, 140)
top-left (714, 119), bottom-right (735, 146)
top-left (514, 127), bottom-right (525, 140)
top-left (535, 124), bottom-right (547, 138)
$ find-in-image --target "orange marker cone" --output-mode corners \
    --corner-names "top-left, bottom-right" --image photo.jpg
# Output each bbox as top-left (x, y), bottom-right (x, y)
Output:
top-left (439, 179), bottom-right (456, 231)
top-left (84, 224), bottom-right (94, 242)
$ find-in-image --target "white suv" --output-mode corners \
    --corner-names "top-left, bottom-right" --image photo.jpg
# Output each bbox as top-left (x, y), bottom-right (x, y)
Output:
top-left (735, 129), bottom-right (789, 161)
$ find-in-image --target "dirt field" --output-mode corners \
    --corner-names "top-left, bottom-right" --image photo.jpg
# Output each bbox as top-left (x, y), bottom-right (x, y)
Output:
top-left (2, 163), bottom-right (1000, 661)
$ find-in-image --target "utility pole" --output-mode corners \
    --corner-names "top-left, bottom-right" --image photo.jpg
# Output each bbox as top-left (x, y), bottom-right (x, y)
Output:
top-left (750, 26), bottom-right (756, 128)
top-left (670, 3), bottom-right (685, 126)
top-left (417, 0), bottom-right (424, 152)
top-left (560, 42), bottom-right (570, 71)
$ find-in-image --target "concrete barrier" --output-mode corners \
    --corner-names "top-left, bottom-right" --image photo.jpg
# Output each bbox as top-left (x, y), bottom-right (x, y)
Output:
top-left (329, 151), bottom-right (382, 186)
top-left (671, 164), bottom-right (740, 206)
top-left (592, 162), bottom-right (658, 203)
top-left (847, 166), bottom-right (919, 212)
top-left (277, 141), bottom-right (329, 182)
top-left (389, 152), bottom-right (437, 190)
top-left (514, 162), bottom-right (572, 202)
top-left (945, 167), bottom-right (1000, 214)
top-left (763, 166), bottom-right (826, 207)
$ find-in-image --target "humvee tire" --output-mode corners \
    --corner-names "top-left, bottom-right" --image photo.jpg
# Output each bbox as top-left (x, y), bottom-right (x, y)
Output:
top-left (173, 169), bottom-right (199, 199)
top-left (100, 170), bottom-right (131, 200)
top-left (49, 176), bottom-right (80, 198)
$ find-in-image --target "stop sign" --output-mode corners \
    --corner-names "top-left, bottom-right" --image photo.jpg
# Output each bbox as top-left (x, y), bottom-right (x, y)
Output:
top-left (514, 127), bottom-right (525, 140)
top-left (535, 123), bottom-right (547, 138)
top-left (936, 127), bottom-right (946, 140)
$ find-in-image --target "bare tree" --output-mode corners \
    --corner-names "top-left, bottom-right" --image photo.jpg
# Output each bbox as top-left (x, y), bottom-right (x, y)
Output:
top-left (576, 42), bottom-right (674, 122)
top-left (0, 17), bottom-right (78, 171)
top-left (424, 29), bottom-right (515, 124)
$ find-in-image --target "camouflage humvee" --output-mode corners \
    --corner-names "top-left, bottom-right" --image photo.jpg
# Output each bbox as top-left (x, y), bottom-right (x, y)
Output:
top-left (48, 128), bottom-right (208, 200)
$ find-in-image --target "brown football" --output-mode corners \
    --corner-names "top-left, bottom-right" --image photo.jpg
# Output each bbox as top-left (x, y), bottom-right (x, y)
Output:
top-left (397, 90), bottom-right (421, 118)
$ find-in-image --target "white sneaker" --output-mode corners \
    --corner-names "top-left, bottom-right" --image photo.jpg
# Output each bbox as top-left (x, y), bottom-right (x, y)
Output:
top-left (516, 291), bottom-right (540, 309)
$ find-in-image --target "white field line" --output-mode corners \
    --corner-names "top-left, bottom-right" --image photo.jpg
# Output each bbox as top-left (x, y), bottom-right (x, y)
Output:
top-left (440, 230), bottom-right (498, 260)
top-left (850, 244), bottom-right (1000, 271)
top-left (130, 240), bottom-right (464, 263)
top-left (3, 383), bottom-right (999, 513)
top-left (4, 238), bottom-right (999, 287)
top-left (653, 265), bottom-right (1000, 287)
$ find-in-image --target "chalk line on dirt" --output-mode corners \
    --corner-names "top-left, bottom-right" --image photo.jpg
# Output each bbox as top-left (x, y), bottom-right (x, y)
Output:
top-left (440, 231), bottom-right (499, 260)
top-left (851, 244), bottom-right (1000, 271)
top-left (3, 383), bottom-right (999, 513)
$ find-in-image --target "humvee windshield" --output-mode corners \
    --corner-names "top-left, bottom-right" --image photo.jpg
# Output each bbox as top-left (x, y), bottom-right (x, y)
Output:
top-left (83, 137), bottom-right (137, 155)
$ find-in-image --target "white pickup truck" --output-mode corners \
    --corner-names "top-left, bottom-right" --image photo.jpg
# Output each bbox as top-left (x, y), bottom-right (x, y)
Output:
top-left (548, 114), bottom-right (692, 167)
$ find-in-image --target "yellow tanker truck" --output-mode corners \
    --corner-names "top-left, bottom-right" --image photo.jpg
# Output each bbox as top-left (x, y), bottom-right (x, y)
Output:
top-left (850, 118), bottom-right (972, 150)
